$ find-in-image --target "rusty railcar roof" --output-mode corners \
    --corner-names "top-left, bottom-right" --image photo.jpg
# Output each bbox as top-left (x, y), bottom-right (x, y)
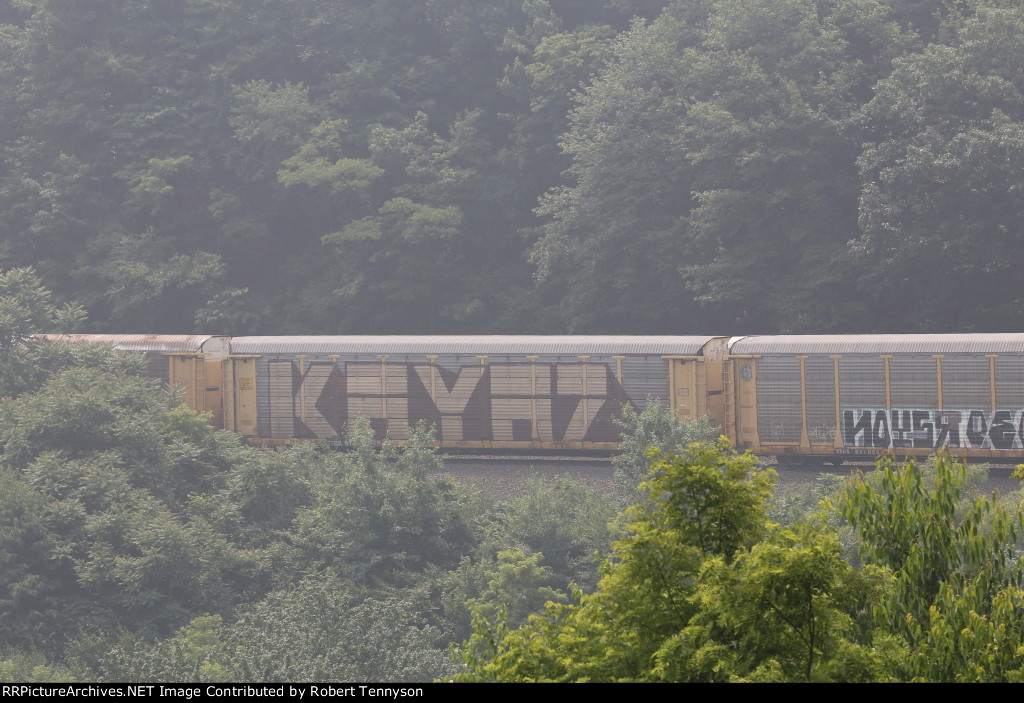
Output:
top-left (230, 336), bottom-right (723, 356)
top-left (34, 334), bottom-right (220, 353)
top-left (730, 334), bottom-right (1024, 355)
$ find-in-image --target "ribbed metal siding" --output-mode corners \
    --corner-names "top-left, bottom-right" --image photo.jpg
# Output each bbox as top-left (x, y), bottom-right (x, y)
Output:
top-left (996, 357), bottom-right (1024, 409)
top-left (621, 356), bottom-right (670, 411)
top-left (839, 357), bottom-right (886, 409)
top-left (756, 357), bottom-right (802, 443)
top-left (249, 349), bottom-right (660, 441)
top-left (890, 357), bottom-right (938, 408)
top-left (732, 334), bottom-right (1024, 355)
top-left (942, 357), bottom-right (991, 409)
top-left (231, 335), bottom-right (719, 356)
top-left (34, 333), bottom-right (219, 353)
top-left (144, 352), bottom-right (170, 384)
top-left (268, 360), bottom-right (295, 438)
top-left (805, 357), bottom-right (836, 443)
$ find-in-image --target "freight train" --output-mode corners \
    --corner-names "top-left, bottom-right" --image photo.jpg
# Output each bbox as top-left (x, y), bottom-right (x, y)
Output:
top-left (36, 334), bottom-right (1024, 464)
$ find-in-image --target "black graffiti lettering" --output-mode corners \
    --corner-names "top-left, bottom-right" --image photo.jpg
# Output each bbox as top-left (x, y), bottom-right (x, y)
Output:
top-left (889, 410), bottom-right (913, 448)
top-left (989, 410), bottom-right (1016, 450)
top-left (912, 410), bottom-right (934, 448)
top-left (934, 412), bottom-right (961, 448)
top-left (843, 410), bottom-right (873, 447)
top-left (872, 410), bottom-right (891, 448)
top-left (966, 411), bottom-right (988, 448)
top-left (843, 408), bottom-right (1024, 451)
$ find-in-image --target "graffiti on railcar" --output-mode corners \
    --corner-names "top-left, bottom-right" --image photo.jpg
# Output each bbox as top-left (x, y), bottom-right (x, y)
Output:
top-left (269, 360), bottom-right (634, 442)
top-left (842, 408), bottom-right (1024, 450)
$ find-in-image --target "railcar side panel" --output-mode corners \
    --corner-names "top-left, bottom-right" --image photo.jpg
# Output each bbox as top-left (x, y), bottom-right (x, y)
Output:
top-left (230, 337), bottom-right (724, 450)
top-left (248, 354), bottom-right (638, 448)
top-left (728, 335), bottom-right (1024, 462)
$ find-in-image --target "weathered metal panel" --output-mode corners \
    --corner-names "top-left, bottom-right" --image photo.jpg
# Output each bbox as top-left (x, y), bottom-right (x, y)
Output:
top-left (620, 356), bottom-right (671, 411)
top-left (230, 335), bottom-right (720, 357)
top-left (839, 357), bottom-right (886, 409)
top-left (731, 334), bottom-right (1024, 356)
top-left (942, 356), bottom-right (991, 409)
top-left (34, 333), bottom-right (222, 353)
top-left (755, 356), bottom-right (802, 443)
top-left (268, 361), bottom-right (296, 438)
top-left (239, 338), bottom-right (714, 445)
top-left (805, 357), bottom-right (837, 444)
top-left (890, 356), bottom-right (938, 409)
top-left (996, 357), bottom-right (1024, 410)
top-left (144, 351), bottom-right (170, 384)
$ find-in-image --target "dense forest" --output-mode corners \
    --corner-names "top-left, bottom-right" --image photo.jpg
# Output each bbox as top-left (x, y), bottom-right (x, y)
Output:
top-left (6, 270), bottom-right (1024, 682)
top-left (7, 0), bottom-right (1024, 684)
top-left (0, 0), bottom-right (1023, 334)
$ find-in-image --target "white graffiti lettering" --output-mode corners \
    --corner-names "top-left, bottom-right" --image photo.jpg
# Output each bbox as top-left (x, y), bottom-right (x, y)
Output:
top-left (842, 408), bottom-right (1024, 450)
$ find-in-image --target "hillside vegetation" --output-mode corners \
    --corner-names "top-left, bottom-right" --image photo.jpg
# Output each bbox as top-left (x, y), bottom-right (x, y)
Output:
top-left (1, 0), bottom-right (1023, 334)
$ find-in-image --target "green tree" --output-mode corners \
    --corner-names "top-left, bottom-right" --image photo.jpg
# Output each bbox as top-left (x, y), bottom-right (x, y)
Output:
top-left (840, 452), bottom-right (1024, 681)
top-left (842, 452), bottom-right (1023, 630)
top-left (535, 0), bottom-right (909, 332)
top-left (0, 267), bottom-right (86, 397)
top-left (100, 576), bottom-right (455, 682)
top-left (664, 521), bottom-right (894, 682)
top-left (612, 400), bottom-right (717, 506)
top-left (295, 419), bottom-right (473, 585)
top-left (466, 549), bottom-right (568, 626)
top-left (853, 5), bottom-right (1024, 330)
top-left (455, 439), bottom-right (778, 681)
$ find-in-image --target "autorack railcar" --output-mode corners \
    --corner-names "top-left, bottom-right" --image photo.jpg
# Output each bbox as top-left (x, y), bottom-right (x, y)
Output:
top-left (223, 336), bottom-right (727, 450)
top-left (727, 334), bottom-right (1024, 463)
top-left (35, 333), bottom-right (1024, 463)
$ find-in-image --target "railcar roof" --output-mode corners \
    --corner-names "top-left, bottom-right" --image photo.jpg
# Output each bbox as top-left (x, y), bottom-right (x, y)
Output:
top-left (34, 334), bottom-right (221, 353)
top-left (730, 334), bottom-right (1024, 355)
top-left (229, 335), bottom-right (722, 356)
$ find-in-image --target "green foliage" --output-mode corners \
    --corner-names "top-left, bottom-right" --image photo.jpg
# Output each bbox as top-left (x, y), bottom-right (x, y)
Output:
top-left (101, 576), bottom-right (455, 682)
top-left (612, 399), bottom-right (717, 506)
top-left (0, 268), bottom-right (84, 353)
top-left (840, 452), bottom-right (1024, 681)
top-left (466, 549), bottom-right (567, 625)
top-left (456, 448), bottom-right (1024, 683)
top-left (0, 469), bottom-right (60, 651)
top-left (854, 5), bottom-right (1024, 329)
top-left (669, 522), bottom-right (893, 682)
top-left (455, 439), bottom-right (778, 681)
top-left (841, 452), bottom-right (1023, 631)
top-left (0, 306), bottom-right (258, 649)
top-left (0, 267), bottom-right (88, 398)
top-left (0, 649), bottom-right (76, 683)
top-left (278, 120), bottom-right (383, 194)
top-left (295, 419), bottom-right (473, 585)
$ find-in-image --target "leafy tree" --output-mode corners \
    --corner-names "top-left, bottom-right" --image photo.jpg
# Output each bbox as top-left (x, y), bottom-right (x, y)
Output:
top-left (899, 582), bottom-right (1024, 682)
top-left (664, 521), bottom-right (894, 682)
top-left (0, 267), bottom-right (87, 397)
top-left (535, 0), bottom-right (909, 332)
top-left (455, 439), bottom-right (778, 681)
top-left (100, 576), bottom-right (455, 682)
top-left (0, 334), bottom-right (254, 645)
top-left (0, 649), bottom-right (76, 683)
top-left (465, 549), bottom-right (568, 626)
top-left (842, 452), bottom-right (1023, 630)
top-left (612, 399), bottom-right (716, 506)
top-left (438, 476), bottom-right (615, 640)
top-left (0, 468), bottom-right (61, 652)
top-left (839, 452), bottom-right (1024, 682)
top-left (853, 5), bottom-right (1024, 330)
top-left (295, 419), bottom-right (473, 585)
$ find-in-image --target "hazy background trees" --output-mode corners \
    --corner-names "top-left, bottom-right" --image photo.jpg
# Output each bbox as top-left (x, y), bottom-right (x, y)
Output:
top-left (0, 0), bottom-right (1020, 334)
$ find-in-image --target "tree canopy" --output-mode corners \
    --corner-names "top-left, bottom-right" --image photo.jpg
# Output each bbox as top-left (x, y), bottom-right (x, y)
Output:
top-left (0, 0), bottom-right (1020, 333)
